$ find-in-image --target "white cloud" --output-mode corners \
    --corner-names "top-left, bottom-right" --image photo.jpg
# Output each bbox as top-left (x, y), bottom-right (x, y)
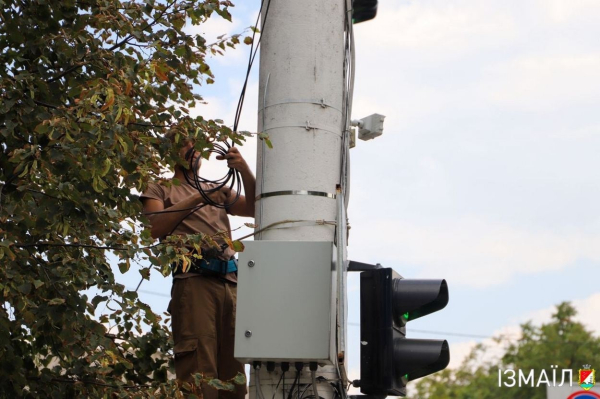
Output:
top-left (518, 292), bottom-right (600, 335)
top-left (348, 217), bottom-right (600, 288)
top-left (349, 0), bottom-right (600, 127)
top-left (355, 1), bottom-right (517, 53)
top-left (447, 293), bottom-right (600, 369)
top-left (535, 0), bottom-right (600, 24)
top-left (485, 54), bottom-right (600, 110)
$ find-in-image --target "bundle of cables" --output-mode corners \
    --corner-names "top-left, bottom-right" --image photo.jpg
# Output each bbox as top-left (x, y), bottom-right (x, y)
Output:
top-left (182, 141), bottom-right (241, 209)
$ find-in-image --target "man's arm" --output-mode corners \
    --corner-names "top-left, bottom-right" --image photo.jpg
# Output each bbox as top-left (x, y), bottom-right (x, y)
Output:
top-left (142, 190), bottom-right (228, 239)
top-left (142, 193), bottom-right (203, 239)
top-left (217, 147), bottom-right (256, 217)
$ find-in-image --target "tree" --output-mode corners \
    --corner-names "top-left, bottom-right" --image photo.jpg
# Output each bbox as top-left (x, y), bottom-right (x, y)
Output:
top-left (0, 0), bottom-right (252, 396)
top-left (414, 302), bottom-right (600, 399)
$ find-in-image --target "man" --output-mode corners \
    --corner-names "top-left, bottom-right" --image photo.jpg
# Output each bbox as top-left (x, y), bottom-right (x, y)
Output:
top-left (141, 136), bottom-right (255, 399)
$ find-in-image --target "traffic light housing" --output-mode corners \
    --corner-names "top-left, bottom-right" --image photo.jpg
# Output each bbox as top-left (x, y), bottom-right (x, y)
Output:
top-left (359, 267), bottom-right (450, 397)
top-left (352, 0), bottom-right (378, 24)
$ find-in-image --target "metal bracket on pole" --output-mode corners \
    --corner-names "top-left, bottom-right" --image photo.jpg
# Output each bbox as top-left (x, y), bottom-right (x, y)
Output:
top-left (347, 261), bottom-right (383, 272)
top-left (258, 99), bottom-right (343, 114)
top-left (262, 124), bottom-right (342, 137)
top-left (256, 190), bottom-right (337, 201)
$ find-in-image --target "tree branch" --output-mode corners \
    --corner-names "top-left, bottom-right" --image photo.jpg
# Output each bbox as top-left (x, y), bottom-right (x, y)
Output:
top-left (28, 376), bottom-right (152, 390)
top-left (47, 0), bottom-right (178, 84)
top-left (16, 242), bottom-right (161, 251)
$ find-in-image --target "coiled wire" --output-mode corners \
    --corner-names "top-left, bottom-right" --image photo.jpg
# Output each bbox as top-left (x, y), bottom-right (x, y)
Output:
top-left (182, 142), bottom-right (241, 209)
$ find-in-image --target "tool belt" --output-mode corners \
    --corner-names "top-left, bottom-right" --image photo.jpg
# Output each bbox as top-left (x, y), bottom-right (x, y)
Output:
top-left (172, 256), bottom-right (238, 277)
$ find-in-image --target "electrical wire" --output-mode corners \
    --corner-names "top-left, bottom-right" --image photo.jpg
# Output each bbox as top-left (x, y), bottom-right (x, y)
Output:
top-left (142, 204), bottom-right (207, 215)
top-left (286, 370), bottom-right (301, 399)
top-left (133, 202), bottom-right (208, 294)
top-left (339, 0), bottom-right (355, 207)
top-left (182, 144), bottom-right (241, 209)
top-left (232, 0), bottom-right (272, 133)
top-left (165, 202), bottom-right (208, 237)
top-left (255, 364), bottom-right (266, 399)
top-left (311, 371), bottom-right (319, 399)
top-left (272, 371), bottom-right (285, 399)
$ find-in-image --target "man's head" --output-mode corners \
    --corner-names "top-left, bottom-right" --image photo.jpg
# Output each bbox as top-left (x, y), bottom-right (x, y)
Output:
top-left (165, 130), bottom-right (201, 172)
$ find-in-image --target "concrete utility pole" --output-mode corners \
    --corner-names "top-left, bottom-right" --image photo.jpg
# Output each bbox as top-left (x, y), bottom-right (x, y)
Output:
top-left (247, 0), bottom-right (349, 397)
top-left (255, 0), bottom-right (346, 242)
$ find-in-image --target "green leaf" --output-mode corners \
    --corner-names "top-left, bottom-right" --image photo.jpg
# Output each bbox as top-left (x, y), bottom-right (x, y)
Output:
top-left (231, 240), bottom-right (244, 252)
top-left (17, 282), bottom-right (32, 295)
top-left (92, 295), bottom-right (108, 309)
top-left (34, 123), bottom-right (49, 133)
top-left (232, 372), bottom-right (247, 385)
top-left (207, 378), bottom-right (235, 391)
top-left (100, 158), bottom-right (111, 177)
top-left (258, 132), bottom-right (273, 148)
top-left (193, 373), bottom-right (203, 387)
top-left (243, 36), bottom-right (253, 45)
top-left (48, 298), bottom-right (65, 306)
top-left (139, 267), bottom-right (151, 280)
top-left (118, 261), bottom-right (130, 273)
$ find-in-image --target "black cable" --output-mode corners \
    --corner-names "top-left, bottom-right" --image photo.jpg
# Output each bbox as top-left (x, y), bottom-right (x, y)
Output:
top-left (166, 203), bottom-right (208, 237)
top-left (299, 384), bottom-right (312, 399)
top-left (182, 144), bottom-right (241, 210)
top-left (143, 205), bottom-right (207, 215)
top-left (334, 381), bottom-right (344, 399)
top-left (272, 371), bottom-right (285, 399)
top-left (233, 0), bottom-right (272, 133)
top-left (287, 370), bottom-right (300, 399)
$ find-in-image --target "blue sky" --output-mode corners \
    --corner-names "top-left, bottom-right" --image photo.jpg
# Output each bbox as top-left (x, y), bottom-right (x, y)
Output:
top-left (114, 0), bottom-right (600, 390)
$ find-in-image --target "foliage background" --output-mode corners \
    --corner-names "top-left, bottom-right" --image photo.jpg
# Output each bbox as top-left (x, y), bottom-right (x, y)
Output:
top-left (414, 303), bottom-right (600, 399)
top-left (0, 0), bottom-right (251, 396)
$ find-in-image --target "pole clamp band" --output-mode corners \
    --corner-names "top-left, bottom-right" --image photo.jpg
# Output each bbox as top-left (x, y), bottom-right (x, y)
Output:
top-left (255, 190), bottom-right (337, 201)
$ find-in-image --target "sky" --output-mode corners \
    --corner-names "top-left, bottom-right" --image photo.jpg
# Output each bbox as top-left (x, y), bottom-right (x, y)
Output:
top-left (116, 0), bottom-right (600, 392)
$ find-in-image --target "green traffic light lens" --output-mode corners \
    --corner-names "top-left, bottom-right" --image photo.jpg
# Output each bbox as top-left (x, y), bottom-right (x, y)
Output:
top-left (403, 312), bottom-right (409, 320)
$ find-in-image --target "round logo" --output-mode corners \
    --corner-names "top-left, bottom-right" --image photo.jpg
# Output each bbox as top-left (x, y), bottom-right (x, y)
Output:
top-left (567, 391), bottom-right (600, 399)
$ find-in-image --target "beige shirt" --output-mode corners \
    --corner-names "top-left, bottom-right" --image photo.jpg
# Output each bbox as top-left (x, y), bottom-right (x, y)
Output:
top-left (141, 180), bottom-right (237, 283)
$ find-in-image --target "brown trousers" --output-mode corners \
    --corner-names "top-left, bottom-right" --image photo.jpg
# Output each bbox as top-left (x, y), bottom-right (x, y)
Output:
top-left (170, 276), bottom-right (246, 399)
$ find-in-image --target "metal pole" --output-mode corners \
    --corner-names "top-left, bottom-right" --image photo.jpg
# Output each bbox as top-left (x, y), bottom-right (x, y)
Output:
top-left (251, 0), bottom-right (347, 397)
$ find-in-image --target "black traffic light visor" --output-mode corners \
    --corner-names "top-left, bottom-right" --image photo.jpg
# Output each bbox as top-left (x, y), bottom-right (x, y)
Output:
top-left (352, 0), bottom-right (378, 23)
top-left (395, 339), bottom-right (450, 381)
top-left (393, 279), bottom-right (449, 322)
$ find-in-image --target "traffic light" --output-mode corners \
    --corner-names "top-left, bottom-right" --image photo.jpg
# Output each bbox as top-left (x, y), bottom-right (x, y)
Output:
top-left (352, 0), bottom-right (378, 24)
top-left (358, 267), bottom-right (450, 397)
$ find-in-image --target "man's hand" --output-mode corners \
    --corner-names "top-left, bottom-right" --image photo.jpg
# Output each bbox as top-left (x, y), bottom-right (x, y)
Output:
top-left (216, 146), bottom-right (255, 217)
top-left (216, 147), bottom-right (249, 172)
top-left (207, 186), bottom-right (232, 205)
